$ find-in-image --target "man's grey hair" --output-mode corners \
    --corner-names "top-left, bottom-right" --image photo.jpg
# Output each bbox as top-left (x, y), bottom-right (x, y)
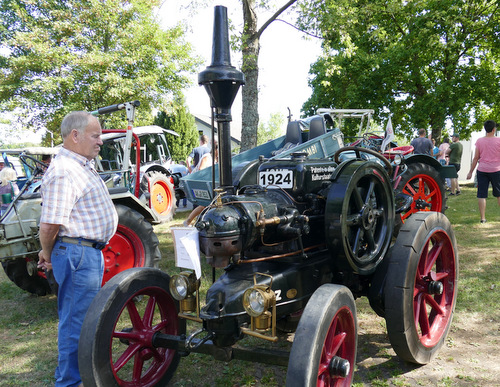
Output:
top-left (60, 111), bottom-right (94, 139)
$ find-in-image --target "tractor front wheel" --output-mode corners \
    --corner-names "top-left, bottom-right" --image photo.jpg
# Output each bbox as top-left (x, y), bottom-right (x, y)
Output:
top-left (286, 284), bottom-right (357, 386)
top-left (384, 212), bottom-right (458, 364)
top-left (79, 268), bottom-right (185, 386)
top-left (142, 171), bottom-right (176, 222)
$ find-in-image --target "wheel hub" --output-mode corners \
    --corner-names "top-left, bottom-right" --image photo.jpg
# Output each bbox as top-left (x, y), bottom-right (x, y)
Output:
top-left (415, 198), bottom-right (431, 210)
top-left (361, 205), bottom-right (375, 230)
top-left (428, 280), bottom-right (444, 295)
top-left (328, 356), bottom-right (350, 378)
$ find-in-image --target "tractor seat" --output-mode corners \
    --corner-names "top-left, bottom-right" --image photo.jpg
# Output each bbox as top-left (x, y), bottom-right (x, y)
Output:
top-left (308, 116), bottom-right (327, 140)
top-left (272, 121), bottom-right (302, 156)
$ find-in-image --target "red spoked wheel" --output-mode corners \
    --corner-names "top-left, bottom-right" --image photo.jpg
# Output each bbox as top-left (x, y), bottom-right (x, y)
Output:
top-left (384, 212), bottom-right (458, 364)
top-left (102, 205), bottom-right (161, 286)
top-left (286, 284), bottom-right (357, 386)
top-left (79, 268), bottom-right (185, 386)
top-left (398, 163), bottom-right (446, 223)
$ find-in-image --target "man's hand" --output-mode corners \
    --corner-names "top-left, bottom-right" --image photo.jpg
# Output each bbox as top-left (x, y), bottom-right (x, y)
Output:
top-left (38, 250), bottom-right (53, 271)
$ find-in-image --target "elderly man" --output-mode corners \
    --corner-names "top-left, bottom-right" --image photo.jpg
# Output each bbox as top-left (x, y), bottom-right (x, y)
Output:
top-left (38, 111), bottom-right (118, 387)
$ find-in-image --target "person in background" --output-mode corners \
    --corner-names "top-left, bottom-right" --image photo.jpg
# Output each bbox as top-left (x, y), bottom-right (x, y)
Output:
top-left (438, 137), bottom-right (451, 190)
top-left (0, 167), bottom-right (19, 214)
top-left (37, 111), bottom-right (118, 387)
top-left (0, 161), bottom-right (4, 171)
top-left (411, 129), bottom-right (433, 155)
top-left (466, 120), bottom-right (500, 223)
top-left (186, 135), bottom-right (210, 173)
top-left (184, 140), bottom-right (218, 226)
top-left (431, 138), bottom-right (439, 159)
top-left (446, 133), bottom-right (463, 196)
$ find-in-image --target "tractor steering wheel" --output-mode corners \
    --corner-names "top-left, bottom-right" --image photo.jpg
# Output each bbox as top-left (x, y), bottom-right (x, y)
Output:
top-left (19, 154), bottom-right (50, 175)
top-left (334, 146), bottom-right (393, 176)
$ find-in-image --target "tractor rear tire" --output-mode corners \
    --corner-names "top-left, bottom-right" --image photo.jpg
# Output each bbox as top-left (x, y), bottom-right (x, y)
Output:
top-left (384, 212), bottom-right (458, 364)
top-left (287, 284), bottom-right (357, 386)
top-left (79, 268), bottom-right (185, 386)
top-left (1, 258), bottom-right (52, 296)
top-left (102, 204), bottom-right (161, 286)
top-left (2, 204), bottom-right (160, 295)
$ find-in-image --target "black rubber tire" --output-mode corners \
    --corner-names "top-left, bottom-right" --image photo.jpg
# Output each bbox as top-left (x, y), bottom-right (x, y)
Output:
top-left (142, 170), bottom-right (176, 222)
top-left (286, 284), bottom-right (357, 387)
top-left (2, 204), bottom-right (160, 296)
top-left (102, 204), bottom-right (161, 286)
top-left (384, 212), bottom-right (458, 364)
top-left (79, 268), bottom-right (186, 387)
top-left (1, 258), bottom-right (52, 296)
top-left (326, 160), bottom-right (395, 275)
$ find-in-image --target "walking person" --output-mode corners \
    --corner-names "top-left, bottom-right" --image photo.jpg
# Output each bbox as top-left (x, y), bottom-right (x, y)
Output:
top-left (410, 128), bottom-right (433, 155)
top-left (466, 120), bottom-right (500, 223)
top-left (37, 111), bottom-right (118, 387)
top-left (446, 133), bottom-right (463, 195)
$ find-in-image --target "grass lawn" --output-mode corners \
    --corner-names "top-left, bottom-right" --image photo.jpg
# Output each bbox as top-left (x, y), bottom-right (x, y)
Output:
top-left (0, 184), bottom-right (499, 386)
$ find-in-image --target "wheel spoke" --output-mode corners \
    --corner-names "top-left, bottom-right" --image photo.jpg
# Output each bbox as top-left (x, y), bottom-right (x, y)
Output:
top-left (132, 352), bottom-right (145, 382)
top-left (143, 295), bottom-right (157, 327)
top-left (352, 187), bottom-right (364, 210)
top-left (416, 295), bottom-right (431, 336)
top-left (425, 294), bottom-right (445, 316)
top-left (114, 342), bottom-right (141, 372)
top-left (423, 242), bottom-right (443, 275)
top-left (127, 299), bottom-right (145, 330)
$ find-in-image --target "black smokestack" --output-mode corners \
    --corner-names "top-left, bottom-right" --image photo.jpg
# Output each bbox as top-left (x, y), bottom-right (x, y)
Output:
top-left (198, 5), bottom-right (245, 193)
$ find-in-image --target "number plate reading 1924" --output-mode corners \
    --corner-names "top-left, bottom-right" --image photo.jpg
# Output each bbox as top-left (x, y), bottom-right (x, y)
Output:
top-left (259, 169), bottom-right (293, 188)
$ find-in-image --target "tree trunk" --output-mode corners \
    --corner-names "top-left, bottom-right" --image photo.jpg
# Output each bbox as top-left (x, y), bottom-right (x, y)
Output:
top-left (239, 0), bottom-right (297, 152)
top-left (240, 0), bottom-right (259, 152)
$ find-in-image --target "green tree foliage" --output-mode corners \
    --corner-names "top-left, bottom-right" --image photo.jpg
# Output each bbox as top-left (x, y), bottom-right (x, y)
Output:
top-left (0, 0), bottom-right (199, 141)
top-left (299, 0), bottom-right (500, 141)
top-left (154, 106), bottom-right (198, 163)
top-left (257, 112), bottom-right (285, 145)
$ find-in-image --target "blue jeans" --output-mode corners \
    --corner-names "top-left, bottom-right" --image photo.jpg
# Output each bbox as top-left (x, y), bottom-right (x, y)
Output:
top-left (51, 241), bottom-right (104, 387)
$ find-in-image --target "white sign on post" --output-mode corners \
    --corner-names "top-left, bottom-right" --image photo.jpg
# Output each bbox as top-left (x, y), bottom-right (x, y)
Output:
top-left (170, 227), bottom-right (202, 279)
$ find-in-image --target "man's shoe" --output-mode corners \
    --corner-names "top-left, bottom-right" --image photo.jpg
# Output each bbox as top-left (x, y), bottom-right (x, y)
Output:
top-left (456, 190), bottom-right (461, 195)
top-left (480, 219), bottom-right (487, 224)
top-left (449, 193), bottom-right (456, 196)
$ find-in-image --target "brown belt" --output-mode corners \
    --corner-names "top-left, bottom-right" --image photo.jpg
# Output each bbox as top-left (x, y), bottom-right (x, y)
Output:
top-left (59, 237), bottom-right (107, 250)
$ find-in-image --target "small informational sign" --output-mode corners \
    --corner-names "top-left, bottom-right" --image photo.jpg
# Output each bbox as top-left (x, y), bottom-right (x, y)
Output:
top-left (259, 169), bottom-right (293, 188)
top-left (171, 227), bottom-right (201, 278)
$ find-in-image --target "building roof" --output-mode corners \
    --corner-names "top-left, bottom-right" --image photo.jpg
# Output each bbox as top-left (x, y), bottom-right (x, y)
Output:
top-left (194, 114), bottom-right (241, 144)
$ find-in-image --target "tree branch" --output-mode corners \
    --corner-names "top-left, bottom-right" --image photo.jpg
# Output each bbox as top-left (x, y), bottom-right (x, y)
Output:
top-left (256, 0), bottom-right (297, 39)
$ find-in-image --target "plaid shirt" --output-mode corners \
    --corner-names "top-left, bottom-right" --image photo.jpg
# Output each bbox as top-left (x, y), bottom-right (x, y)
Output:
top-left (40, 147), bottom-right (118, 242)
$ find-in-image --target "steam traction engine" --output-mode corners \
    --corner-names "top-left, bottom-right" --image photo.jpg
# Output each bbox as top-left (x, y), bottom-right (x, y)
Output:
top-left (79, 7), bottom-right (458, 386)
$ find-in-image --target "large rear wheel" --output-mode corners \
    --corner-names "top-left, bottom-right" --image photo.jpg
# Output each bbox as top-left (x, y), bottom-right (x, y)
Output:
top-left (286, 284), bottom-right (357, 387)
top-left (79, 268), bottom-right (185, 386)
top-left (384, 212), bottom-right (458, 364)
top-left (102, 204), bottom-right (161, 286)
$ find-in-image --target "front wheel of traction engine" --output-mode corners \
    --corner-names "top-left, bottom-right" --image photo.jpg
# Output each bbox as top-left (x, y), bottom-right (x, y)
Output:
top-left (286, 284), bottom-right (357, 387)
top-left (79, 268), bottom-right (186, 386)
top-left (384, 212), bottom-right (458, 364)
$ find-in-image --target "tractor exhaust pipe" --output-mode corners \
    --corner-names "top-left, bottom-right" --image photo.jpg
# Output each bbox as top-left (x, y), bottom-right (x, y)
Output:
top-left (198, 5), bottom-right (245, 194)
